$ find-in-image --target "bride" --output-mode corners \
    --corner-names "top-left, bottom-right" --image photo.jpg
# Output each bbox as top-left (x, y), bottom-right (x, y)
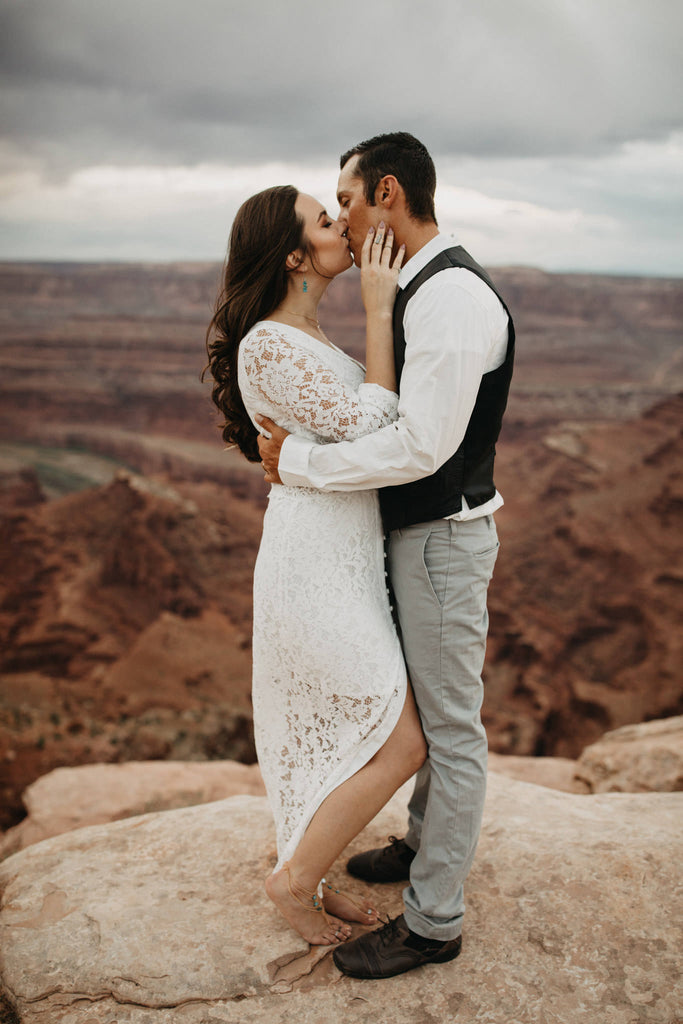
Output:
top-left (204, 184), bottom-right (426, 946)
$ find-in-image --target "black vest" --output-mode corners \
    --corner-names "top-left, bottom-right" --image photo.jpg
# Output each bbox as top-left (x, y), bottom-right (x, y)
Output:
top-left (379, 246), bottom-right (515, 532)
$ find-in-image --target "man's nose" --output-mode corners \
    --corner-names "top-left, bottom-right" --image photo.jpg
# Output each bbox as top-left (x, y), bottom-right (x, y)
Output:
top-left (338, 207), bottom-right (349, 225)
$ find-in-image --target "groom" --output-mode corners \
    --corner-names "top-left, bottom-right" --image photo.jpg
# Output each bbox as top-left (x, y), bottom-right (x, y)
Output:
top-left (257, 132), bottom-right (514, 979)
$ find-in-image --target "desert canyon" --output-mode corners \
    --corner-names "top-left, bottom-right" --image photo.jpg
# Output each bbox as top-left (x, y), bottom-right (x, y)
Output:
top-left (0, 260), bottom-right (682, 1022)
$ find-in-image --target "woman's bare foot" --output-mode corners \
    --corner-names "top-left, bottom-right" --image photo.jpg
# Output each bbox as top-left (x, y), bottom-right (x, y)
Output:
top-left (322, 884), bottom-right (380, 925)
top-left (265, 866), bottom-right (353, 946)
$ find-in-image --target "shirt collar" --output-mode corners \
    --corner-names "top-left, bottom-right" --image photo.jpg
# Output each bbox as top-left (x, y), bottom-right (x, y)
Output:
top-left (397, 233), bottom-right (459, 290)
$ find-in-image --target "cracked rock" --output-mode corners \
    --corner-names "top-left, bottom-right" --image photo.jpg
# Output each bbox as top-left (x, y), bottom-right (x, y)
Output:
top-left (1, 773), bottom-right (681, 1023)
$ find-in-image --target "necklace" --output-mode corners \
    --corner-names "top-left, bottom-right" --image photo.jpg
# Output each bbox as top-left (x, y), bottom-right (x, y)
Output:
top-left (281, 309), bottom-right (321, 329)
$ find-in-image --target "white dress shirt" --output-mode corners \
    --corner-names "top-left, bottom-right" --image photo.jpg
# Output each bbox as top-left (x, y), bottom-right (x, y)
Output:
top-left (279, 233), bottom-right (510, 520)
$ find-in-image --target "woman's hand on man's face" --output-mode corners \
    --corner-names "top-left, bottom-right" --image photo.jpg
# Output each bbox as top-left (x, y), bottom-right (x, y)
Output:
top-left (360, 222), bottom-right (405, 318)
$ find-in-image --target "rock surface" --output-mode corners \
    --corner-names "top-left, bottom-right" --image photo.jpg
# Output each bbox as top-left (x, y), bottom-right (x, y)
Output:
top-left (0, 754), bottom-right (582, 860)
top-left (1, 774), bottom-right (681, 1024)
top-left (0, 761), bottom-right (265, 860)
top-left (575, 715), bottom-right (683, 793)
top-left (488, 751), bottom-right (585, 792)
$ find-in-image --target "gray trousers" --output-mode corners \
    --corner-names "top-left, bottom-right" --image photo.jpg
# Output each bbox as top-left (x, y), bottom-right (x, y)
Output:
top-left (386, 514), bottom-right (499, 940)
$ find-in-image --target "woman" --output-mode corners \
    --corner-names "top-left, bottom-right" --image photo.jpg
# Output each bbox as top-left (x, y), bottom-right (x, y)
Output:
top-left (205, 185), bottom-right (426, 946)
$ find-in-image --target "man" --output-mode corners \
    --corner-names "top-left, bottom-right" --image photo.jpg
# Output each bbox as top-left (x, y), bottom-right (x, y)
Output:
top-left (257, 132), bottom-right (514, 979)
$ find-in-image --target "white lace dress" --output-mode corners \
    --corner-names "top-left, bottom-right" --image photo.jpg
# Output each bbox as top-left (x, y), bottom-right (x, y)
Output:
top-left (237, 321), bottom-right (407, 870)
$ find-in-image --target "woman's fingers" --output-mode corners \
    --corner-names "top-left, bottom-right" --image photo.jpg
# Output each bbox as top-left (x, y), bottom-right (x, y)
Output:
top-left (392, 243), bottom-right (406, 271)
top-left (362, 222), bottom-right (405, 268)
top-left (373, 222), bottom-right (386, 254)
top-left (361, 221), bottom-right (404, 278)
top-left (373, 223), bottom-right (393, 264)
top-left (380, 227), bottom-right (395, 265)
top-left (362, 224), bottom-right (388, 266)
top-left (360, 225), bottom-right (375, 267)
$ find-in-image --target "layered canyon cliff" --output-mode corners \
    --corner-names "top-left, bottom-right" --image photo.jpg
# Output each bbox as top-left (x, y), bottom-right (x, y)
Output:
top-left (1, 261), bottom-right (681, 828)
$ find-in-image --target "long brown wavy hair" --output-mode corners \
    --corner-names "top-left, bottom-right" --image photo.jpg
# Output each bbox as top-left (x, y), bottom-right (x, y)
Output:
top-left (204, 185), bottom-right (306, 462)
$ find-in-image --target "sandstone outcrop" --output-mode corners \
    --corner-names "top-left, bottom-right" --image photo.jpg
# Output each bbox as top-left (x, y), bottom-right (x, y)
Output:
top-left (1, 754), bottom-right (587, 861)
top-left (1, 774), bottom-right (681, 1024)
top-left (575, 715), bottom-right (683, 793)
top-left (0, 760), bottom-right (265, 860)
top-left (0, 473), bottom-right (260, 828)
top-left (3, 393), bottom-right (683, 831)
top-left (485, 391), bottom-right (683, 758)
top-left (487, 751), bottom-right (585, 792)
top-left (0, 459), bottom-right (44, 510)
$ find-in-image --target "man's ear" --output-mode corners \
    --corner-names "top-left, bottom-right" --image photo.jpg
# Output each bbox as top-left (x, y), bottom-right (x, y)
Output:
top-left (286, 250), bottom-right (306, 271)
top-left (375, 175), bottom-right (400, 209)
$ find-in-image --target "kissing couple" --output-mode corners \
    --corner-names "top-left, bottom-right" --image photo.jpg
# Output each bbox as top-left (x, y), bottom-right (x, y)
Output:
top-left (204, 131), bottom-right (514, 979)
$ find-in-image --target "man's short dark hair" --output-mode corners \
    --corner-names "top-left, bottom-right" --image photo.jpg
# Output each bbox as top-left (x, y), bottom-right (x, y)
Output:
top-left (340, 132), bottom-right (437, 224)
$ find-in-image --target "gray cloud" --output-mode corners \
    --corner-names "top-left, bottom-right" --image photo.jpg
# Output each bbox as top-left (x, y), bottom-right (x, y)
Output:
top-left (2, 0), bottom-right (681, 173)
top-left (1, 0), bottom-right (681, 272)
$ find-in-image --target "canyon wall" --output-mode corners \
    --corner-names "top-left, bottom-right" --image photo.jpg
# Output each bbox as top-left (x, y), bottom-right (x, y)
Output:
top-left (1, 261), bottom-right (681, 827)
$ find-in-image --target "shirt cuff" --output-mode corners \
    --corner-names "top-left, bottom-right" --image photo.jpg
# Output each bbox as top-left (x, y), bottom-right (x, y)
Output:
top-left (279, 433), bottom-right (316, 487)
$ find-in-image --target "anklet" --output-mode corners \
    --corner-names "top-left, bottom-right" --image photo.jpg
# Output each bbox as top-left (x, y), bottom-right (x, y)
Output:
top-left (284, 863), bottom-right (324, 914)
top-left (322, 877), bottom-right (375, 917)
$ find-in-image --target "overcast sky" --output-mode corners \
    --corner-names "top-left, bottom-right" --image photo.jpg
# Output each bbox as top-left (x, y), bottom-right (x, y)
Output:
top-left (1, 0), bottom-right (681, 274)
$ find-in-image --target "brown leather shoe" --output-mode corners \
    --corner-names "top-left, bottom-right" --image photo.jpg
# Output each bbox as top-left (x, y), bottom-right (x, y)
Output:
top-left (333, 914), bottom-right (462, 979)
top-left (346, 836), bottom-right (416, 883)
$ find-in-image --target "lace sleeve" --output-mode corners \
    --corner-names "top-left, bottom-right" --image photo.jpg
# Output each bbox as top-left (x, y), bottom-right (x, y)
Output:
top-left (239, 325), bottom-right (398, 442)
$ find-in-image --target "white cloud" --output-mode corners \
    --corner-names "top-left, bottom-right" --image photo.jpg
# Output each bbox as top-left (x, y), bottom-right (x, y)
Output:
top-left (435, 184), bottom-right (617, 271)
top-left (437, 184), bottom-right (615, 237)
top-left (434, 131), bottom-right (683, 273)
top-left (0, 160), bottom-right (344, 261)
top-left (0, 162), bottom-right (332, 216)
top-left (0, 133), bottom-right (681, 273)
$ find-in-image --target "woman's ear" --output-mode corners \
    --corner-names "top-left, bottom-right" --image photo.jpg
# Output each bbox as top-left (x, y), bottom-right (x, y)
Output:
top-left (286, 250), bottom-right (306, 272)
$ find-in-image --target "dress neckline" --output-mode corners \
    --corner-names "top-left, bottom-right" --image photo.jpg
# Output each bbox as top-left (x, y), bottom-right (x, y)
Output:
top-left (253, 320), bottom-right (363, 369)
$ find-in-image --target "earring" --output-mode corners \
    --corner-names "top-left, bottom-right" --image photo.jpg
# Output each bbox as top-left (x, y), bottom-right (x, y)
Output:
top-left (303, 278), bottom-right (308, 293)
